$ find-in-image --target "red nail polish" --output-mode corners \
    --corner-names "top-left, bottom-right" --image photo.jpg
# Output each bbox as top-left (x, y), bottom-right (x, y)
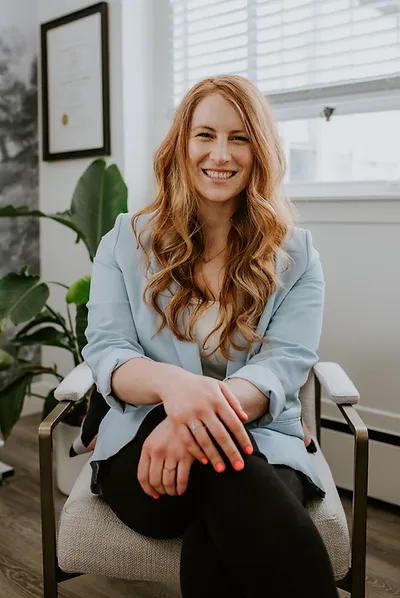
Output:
top-left (234, 461), bottom-right (244, 471)
top-left (178, 492), bottom-right (183, 496)
top-left (153, 494), bottom-right (160, 499)
top-left (215, 462), bottom-right (225, 473)
top-left (244, 445), bottom-right (253, 455)
top-left (201, 458), bottom-right (209, 465)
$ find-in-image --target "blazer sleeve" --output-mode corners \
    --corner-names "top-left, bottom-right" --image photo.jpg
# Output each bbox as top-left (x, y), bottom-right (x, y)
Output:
top-left (224, 230), bottom-right (325, 425)
top-left (82, 214), bottom-right (152, 413)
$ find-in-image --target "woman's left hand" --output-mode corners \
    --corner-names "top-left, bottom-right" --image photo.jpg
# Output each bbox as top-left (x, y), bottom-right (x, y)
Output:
top-left (137, 417), bottom-right (207, 498)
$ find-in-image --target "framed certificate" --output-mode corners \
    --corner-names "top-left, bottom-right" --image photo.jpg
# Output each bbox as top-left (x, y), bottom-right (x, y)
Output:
top-left (40, 2), bottom-right (111, 161)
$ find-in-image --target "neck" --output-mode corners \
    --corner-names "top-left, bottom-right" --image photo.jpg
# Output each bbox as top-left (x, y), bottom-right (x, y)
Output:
top-left (198, 199), bottom-right (237, 250)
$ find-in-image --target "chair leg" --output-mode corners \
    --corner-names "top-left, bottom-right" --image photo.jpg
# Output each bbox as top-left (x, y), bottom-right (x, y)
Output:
top-left (338, 405), bottom-right (369, 598)
top-left (43, 573), bottom-right (58, 598)
top-left (39, 403), bottom-right (73, 598)
top-left (314, 375), bottom-right (322, 445)
top-left (351, 573), bottom-right (365, 598)
top-left (39, 419), bottom-right (59, 598)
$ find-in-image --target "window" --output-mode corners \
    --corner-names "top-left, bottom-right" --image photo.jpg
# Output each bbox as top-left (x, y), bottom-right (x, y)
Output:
top-left (280, 110), bottom-right (400, 185)
top-left (169, 0), bottom-right (400, 198)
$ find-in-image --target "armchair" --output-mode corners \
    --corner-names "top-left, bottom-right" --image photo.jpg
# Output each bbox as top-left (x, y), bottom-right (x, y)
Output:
top-left (39, 361), bottom-right (368, 598)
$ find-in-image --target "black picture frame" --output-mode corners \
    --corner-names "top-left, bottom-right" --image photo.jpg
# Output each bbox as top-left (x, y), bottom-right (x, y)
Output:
top-left (40, 2), bottom-right (111, 161)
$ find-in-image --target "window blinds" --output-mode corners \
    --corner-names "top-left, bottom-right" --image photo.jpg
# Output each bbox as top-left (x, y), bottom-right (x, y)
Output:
top-left (171, 0), bottom-right (400, 106)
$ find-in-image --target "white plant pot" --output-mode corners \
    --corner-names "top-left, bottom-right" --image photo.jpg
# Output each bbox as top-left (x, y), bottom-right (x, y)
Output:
top-left (54, 422), bottom-right (90, 496)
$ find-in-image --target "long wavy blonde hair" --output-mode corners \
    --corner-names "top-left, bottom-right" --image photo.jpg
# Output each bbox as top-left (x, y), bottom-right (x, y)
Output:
top-left (132, 75), bottom-right (296, 360)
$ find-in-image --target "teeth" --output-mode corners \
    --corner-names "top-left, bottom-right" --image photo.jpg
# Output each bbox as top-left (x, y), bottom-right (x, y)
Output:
top-left (204, 170), bottom-right (235, 179)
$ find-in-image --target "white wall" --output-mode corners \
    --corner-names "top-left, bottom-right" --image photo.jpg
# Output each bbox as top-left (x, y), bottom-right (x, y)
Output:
top-left (38, 0), bottom-right (156, 379)
top-left (297, 199), bottom-right (400, 505)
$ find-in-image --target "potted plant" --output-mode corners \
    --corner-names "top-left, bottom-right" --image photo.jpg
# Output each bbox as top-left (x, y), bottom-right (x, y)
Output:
top-left (0, 158), bottom-right (128, 494)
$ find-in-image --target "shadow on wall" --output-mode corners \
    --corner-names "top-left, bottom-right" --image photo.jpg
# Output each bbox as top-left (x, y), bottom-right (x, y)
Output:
top-left (0, 9), bottom-right (40, 384)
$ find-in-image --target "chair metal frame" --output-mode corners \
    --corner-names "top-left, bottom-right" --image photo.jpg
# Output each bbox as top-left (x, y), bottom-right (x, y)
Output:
top-left (39, 371), bottom-right (369, 598)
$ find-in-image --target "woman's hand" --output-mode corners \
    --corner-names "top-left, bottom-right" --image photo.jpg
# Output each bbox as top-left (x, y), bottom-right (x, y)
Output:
top-left (137, 417), bottom-right (202, 497)
top-left (159, 370), bottom-right (253, 474)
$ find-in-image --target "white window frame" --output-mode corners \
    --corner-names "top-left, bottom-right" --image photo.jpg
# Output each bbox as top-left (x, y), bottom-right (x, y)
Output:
top-left (270, 75), bottom-right (400, 201)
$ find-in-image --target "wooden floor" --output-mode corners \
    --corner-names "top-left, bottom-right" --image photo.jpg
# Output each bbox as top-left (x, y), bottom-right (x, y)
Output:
top-left (0, 414), bottom-right (399, 598)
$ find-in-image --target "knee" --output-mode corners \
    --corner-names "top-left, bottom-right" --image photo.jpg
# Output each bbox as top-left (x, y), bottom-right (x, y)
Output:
top-left (104, 493), bottom-right (188, 540)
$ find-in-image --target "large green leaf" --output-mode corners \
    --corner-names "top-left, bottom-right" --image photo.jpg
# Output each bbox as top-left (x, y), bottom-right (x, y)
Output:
top-left (13, 307), bottom-right (66, 338)
top-left (42, 387), bottom-right (58, 420)
top-left (0, 159), bottom-right (128, 262)
top-left (75, 304), bottom-right (88, 355)
top-left (0, 349), bottom-right (14, 371)
top-left (0, 318), bottom-right (7, 338)
top-left (66, 276), bottom-right (91, 306)
top-left (0, 271), bottom-right (50, 324)
top-left (0, 372), bottom-right (33, 439)
top-left (0, 205), bottom-right (81, 237)
top-left (70, 159), bottom-right (128, 261)
top-left (10, 326), bottom-right (72, 351)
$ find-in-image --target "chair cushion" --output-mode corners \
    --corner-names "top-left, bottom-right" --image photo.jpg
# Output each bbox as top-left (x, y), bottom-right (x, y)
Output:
top-left (58, 439), bottom-right (350, 584)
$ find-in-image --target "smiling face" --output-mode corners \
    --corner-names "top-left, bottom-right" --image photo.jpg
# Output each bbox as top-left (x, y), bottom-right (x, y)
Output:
top-left (188, 93), bottom-right (254, 208)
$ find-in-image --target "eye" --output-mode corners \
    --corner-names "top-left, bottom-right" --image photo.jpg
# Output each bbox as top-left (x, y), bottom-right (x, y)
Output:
top-left (197, 132), bottom-right (213, 139)
top-left (232, 136), bottom-right (249, 142)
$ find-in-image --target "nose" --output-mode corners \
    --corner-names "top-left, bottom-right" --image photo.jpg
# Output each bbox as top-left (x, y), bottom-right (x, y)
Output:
top-left (209, 138), bottom-right (231, 165)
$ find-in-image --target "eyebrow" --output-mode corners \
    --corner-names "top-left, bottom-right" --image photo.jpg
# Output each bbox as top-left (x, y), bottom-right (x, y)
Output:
top-left (192, 125), bottom-right (247, 134)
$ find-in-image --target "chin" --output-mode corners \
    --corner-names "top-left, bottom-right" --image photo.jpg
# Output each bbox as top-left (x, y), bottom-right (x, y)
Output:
top-left (199, 191), bottom-right (238, 204)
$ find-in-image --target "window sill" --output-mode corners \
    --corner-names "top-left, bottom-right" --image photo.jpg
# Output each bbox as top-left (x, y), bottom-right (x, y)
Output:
top-left (284, 181), bottom-right (400, 202)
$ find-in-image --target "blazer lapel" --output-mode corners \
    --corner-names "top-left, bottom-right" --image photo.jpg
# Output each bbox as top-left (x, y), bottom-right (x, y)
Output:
top-left (251, 254), bottom-right (286, 344)
top-left (151, 254), bottom-right (203, 375)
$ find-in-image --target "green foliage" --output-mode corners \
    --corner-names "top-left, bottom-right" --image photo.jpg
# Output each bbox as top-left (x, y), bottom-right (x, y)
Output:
top-left (0, 371), bottom-right (33, 439)
top-left (0, 269), bottom-right (50, 325)
top-left (69, 160), bottom-right (128, 260)
top-left (66, 276), bottom-right (91, 306)
top-left (0, 159), bottom-right (128, 261)
top-left (0, 159), bottom-right (128, 439)
top-left (11, 326), bottom-right (74, 351)
top-left (75, 304), bottom-right (89, 356)
top-left (0, 349), bottom-right (14, 371)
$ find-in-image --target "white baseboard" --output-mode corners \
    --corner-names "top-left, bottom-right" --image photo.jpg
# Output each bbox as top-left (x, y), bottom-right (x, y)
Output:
top-left (321, 427), bottom-right (400, 507)
top-left (21, 380), bottom-right (56, 418)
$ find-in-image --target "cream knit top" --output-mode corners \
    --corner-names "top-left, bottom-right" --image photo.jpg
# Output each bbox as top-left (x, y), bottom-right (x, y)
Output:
top-left (191, 300), bottom-right (227, 380)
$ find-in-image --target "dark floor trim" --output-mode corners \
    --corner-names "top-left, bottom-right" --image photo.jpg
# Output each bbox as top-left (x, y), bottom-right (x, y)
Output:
top-left (321, 418), bottom-right (400, 447)
top-left (338, 487), bottom-right (400, 515)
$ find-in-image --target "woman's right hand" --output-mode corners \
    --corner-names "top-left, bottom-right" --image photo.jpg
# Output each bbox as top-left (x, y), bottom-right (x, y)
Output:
top-left (159, 370), bottom-right (253, 473)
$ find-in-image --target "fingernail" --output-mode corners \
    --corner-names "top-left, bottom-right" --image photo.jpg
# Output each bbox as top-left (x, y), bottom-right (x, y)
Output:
top-left (178, 492), bottom-right (183, 496)
top-left (215, 462), bottom-right (225, 473)
top-left (153, 494), bottom-right (160, 499)
top-left (201, 458), bottom-right (209, 465)
top-left (234, 460), bottom-right (244, 471)
top-left (244, 445), bottom-right (253, 455)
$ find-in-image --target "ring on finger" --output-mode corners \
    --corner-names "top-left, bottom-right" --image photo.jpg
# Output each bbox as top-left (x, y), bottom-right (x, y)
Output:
top-left (164, 465), bottom-right (177, 473)
top-left (190, 421), bottom-right (206, 435)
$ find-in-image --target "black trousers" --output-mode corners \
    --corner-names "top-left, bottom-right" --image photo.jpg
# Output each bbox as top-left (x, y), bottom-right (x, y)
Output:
top-left (98, 405), bottom-right (338, 598)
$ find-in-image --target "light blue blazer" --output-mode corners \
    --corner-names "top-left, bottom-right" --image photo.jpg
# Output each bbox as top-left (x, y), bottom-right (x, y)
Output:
top-left (82, 213), bottom-right (326, 496)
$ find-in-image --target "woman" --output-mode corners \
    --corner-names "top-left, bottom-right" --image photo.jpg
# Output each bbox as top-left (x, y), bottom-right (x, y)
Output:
top-left (83, 75), bottom-right (338, 597)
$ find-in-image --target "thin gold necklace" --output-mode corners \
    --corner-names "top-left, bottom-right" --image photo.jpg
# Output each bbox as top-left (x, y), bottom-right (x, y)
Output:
top-left (201, 247), bottom-right (226, 264)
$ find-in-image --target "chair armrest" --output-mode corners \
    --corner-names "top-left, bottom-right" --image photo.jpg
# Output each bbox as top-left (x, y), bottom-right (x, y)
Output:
top-left (54, 362), bottom-right (94, 402)
top-left (314, 362), bottom-right (359, 405)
